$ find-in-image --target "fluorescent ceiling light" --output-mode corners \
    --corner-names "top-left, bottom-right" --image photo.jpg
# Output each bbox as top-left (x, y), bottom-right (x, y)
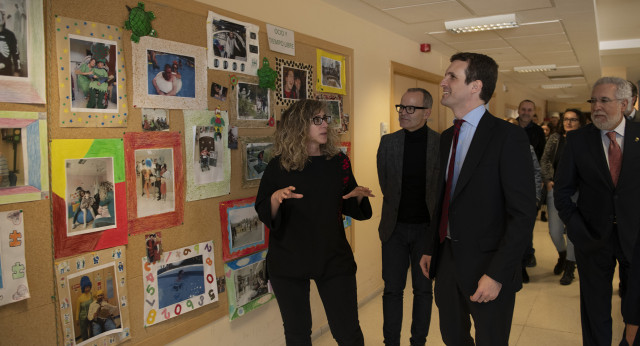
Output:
top-left (445, 14), bottom-right (518, 33)
top-left (513, 64), bottom-right (557, 73)
top-left (556, 94), bottom-right (577, 99)
top-left (541, 84), bottom-right (572, 89)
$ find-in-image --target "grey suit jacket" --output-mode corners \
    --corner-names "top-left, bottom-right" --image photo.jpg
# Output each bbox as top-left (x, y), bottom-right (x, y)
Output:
top-left (376, 126), bottom-right (440, 242)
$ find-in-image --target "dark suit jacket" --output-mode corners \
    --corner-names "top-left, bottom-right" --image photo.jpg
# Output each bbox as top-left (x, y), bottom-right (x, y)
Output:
top-left (425, 111), bottom-right (537, 296)
top-left (377, 126), bottom-right (440, 242)
top-left (554, 121), bottom-right (640, 263)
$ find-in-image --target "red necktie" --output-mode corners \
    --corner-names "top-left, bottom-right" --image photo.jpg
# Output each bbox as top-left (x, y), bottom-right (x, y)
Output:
top-left (607, 131), bottom-right (621, 186)
top-left (439, 119), bottom-right (464, 242)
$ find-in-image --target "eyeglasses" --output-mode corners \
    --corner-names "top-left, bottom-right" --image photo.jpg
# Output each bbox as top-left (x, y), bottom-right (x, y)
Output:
top-left (311, 116), bottom-right (332, 125)
top-left (395, 104), bottom-right (428, 114)
top-left (586, 97), bottom-right (623, 105)
top-left (563, 118), bottom-right (580, 123)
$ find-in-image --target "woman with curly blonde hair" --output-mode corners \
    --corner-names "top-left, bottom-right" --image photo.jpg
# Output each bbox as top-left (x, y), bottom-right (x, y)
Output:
top-left (256, 99), bottom-right (374, 345)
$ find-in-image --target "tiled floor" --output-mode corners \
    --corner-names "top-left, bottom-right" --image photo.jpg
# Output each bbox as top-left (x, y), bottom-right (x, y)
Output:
top-left (314, 218), bottom-right (625, 345)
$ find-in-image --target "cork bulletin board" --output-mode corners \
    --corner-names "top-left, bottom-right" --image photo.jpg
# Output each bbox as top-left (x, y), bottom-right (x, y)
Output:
top-left (0, 0), bottom-right (354, 345)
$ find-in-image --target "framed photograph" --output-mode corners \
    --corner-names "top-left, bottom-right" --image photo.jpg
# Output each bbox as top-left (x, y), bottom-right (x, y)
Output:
top-left (141, 109), bottom-right (169, 131)
top-left (219, 197), bottom-right (269, 262)
top-left (239, 136), bottom-right (275, 188)
top-left (132, 36), bottom-right (207, 110)
top-left (145, 232), bottom-right (162, 264)
top-left (224, 250), bottom-right (274, 321)
top-left (0, 0), bottom-right (46, 104)
top-left (51, 139), bottom-right (127, 259)
top-left (55, 246), bottom-right (130, 346)
top-left (316, 49), bottom-right (346, 95)
top-left (55, 17), bottom-right (128, 127)
top-left (142, 241), bottom-right (218, 327)
top-left (124, 132), bottom-right (184, 235)
top-left (207, 11), bottom-right (260, 75)
top-left (229, 75), bottom-right (274, 128)
top-left (275, 58), bottom-right (313, 107)
top-left (0, 111), bottom-right (49, 205)
top-left (211, 82), bottom-right (228, 101)
top-left (315, 93), bottom-right (347, 133)
top-left (183, 110), bottom-right (230, 201)
top-left (0, 210), bottom-right (30, 307)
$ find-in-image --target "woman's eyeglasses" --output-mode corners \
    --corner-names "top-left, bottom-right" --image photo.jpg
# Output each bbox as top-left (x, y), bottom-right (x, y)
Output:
top-left (312, 116), bottom-right (332, 125)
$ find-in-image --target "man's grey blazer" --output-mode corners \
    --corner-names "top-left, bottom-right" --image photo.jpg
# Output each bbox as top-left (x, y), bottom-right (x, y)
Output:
top-left (376, 126), bottom-right (440, 242)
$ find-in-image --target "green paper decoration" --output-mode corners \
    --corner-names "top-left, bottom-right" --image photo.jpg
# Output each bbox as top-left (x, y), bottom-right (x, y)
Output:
top-left (230, 74), bottom-right (238, 90)
top-left (257, 57), bottom-right (277, 90)
top-left (212, 108), bottom-right (225, 140)
top-left (124, 2), bottom-right (157, 43)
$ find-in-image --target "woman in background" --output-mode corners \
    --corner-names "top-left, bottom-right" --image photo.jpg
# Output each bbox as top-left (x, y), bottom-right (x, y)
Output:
top-left (255, 100), bottom-right (374, 345)
top-left (75, 276), bottom-right (94, 341)
top-left (540, 109), bottom-right (587, 285)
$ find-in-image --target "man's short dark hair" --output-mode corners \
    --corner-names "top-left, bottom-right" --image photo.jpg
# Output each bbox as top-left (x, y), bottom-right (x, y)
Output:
top-left (406, 87), bottom-right (433, 108)
top-left (519, 99), bottom-right (536, 109)
top-left (450, 52), bottom-right (498, 104)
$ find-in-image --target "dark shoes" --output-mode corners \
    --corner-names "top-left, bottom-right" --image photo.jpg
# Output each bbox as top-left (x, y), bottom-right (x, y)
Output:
top-left (560, 260), bottom-right (576, 285)
top-left (540, 210), bottom-right (547, 222)
top-left (554, 251), bottom-right (567, 275)
top-left (526, 253), bottom-right (537, 267)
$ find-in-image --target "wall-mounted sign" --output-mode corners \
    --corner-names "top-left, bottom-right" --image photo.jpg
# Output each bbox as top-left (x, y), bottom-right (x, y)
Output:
top-left (266, 24), bottom-right (295, 56)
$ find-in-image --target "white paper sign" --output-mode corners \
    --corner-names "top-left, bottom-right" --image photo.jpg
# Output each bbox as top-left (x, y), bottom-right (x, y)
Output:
top-left (266, 24), bottom-right (295, 56)
top-left (0, 210), bottom-right (30, 306)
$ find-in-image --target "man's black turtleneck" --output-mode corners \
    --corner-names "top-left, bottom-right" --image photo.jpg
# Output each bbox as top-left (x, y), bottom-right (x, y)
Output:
top-left (397, 125), bottom-right (429, 224)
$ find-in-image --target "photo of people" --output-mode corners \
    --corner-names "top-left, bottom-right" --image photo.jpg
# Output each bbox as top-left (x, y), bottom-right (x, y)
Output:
top-left (157, 255), bottom-right (205, 309)
top-left (281, 66), bottom-right (307, 100)
top-left (211, 18), bottom-right (247, 61)
top-left (245, 142), bottom-right (273, 180)
top-left (145, 232), bottom-right (162, 263)
top-left (147, 49), bottom-right (196, 98)
top-left (233, 259), bottom-right (268, 307)
top-left (69, 36), bottom-right (118, 111)
top-left (193, 125), bottom-right (225, 185)
top-left (228, 126), bottom-right (238, 149)
top-left (227, 203), bottom-right (265, 251)
top-left (141, 109), bottom-right (169, 131)
top-left (0, 0), bottom-right (27, 78)
top-left (321, 56), bottom-right (342, 89)
top-left (134, 148), bottom-right (175, 218)
top-left (67, 263), bottom-right (122, 345)
top-left (236, 82), bottom-right (269, 120)
top-left (324, 99), bottom-right (343, 129)
top-left (211, 82), bottom-right (228, 101)
top-left (65, 158), bottom-right (116, 235)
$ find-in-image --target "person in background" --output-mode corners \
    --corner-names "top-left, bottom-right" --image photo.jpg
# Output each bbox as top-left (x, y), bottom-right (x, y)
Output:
top-left (625, 80), bottom-right (639, 122)
top-left (75, 276), bottom-right (94, 341)
top-left (87, 290), bottom-right (118, 336)
top-left (377, 88), bottom-right (439, 346)
top-left (541, 109), bottom-right (586, 285)
top-left (255, 99), bottom-right (373, 345)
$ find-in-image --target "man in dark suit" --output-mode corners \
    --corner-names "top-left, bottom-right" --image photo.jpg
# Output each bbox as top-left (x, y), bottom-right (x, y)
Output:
top-left (419, 52), bottom-right (536, 345)
top-left (625, 80), bottom-right (638, 122)
top-left (377, 88), bottom-right (440, 346)
top-left (554, 76), bottom-right (640, 346)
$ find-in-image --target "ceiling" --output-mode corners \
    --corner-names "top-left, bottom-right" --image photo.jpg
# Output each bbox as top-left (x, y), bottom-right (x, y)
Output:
top-left (320, 0), bottom-right (640, 105)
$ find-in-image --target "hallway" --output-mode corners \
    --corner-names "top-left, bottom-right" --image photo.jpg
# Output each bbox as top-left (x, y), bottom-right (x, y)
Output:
top-left (314, 217), bottom-right (625, 345)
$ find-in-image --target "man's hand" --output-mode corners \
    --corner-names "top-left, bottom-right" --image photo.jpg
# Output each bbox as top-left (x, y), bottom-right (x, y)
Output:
top-left (626, 324), bottom-right (638, 345)
top-left (470, 274), bottom-right (502, 303)
top-left (419, 255), bottom-right (432, 279)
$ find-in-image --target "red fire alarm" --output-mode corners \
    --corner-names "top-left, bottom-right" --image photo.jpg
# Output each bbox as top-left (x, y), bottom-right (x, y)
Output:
top-left (420, 43), bottom-right (431, 53)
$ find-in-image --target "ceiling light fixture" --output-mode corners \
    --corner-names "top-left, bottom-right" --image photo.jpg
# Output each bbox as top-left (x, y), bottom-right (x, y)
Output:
top-left (444, 14), bottom-right (518, 33)
top-left (513, 64), bottom-right (557, 73)
top-left (541, 83), bottom-right (572, 89)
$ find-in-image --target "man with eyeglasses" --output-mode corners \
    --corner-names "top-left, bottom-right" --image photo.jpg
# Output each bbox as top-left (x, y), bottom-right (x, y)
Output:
top-left (376, 88), bottom-right (440, 346)
top-left (554, 76), bottom-right (640, 346)
top-left (420, 52), bottom-right (536, 346)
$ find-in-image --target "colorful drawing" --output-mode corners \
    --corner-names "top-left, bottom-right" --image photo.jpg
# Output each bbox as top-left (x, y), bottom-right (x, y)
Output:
top-left (183, 110), bottom-right (230, 201)
top-left (55, 17), bottom-right (129, 127)
top-left (0, 0), bottom-right (46, 104)
top-left (124, 132), bottom-right (184, 235)
top-left (0, 210), bottom-right (29, 306)
top-left (132, 36), bottom-right (207, 110)
top-left (316, 49), bottom-right (347, 95)
top-left (51, 139), bottom-right (127, 259)
top-left (219, 197), bottom-right (269, 262)
top-left (207, 11), bottom-right (260, 75)
top-left (142, 241), bottom-right (218, 327)
top-left (0, 111), bottom-right (49, 205)
top-left (55, 246), bottom-right (130, 346)
top-left (224, 250), bottom-right (274, 321)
